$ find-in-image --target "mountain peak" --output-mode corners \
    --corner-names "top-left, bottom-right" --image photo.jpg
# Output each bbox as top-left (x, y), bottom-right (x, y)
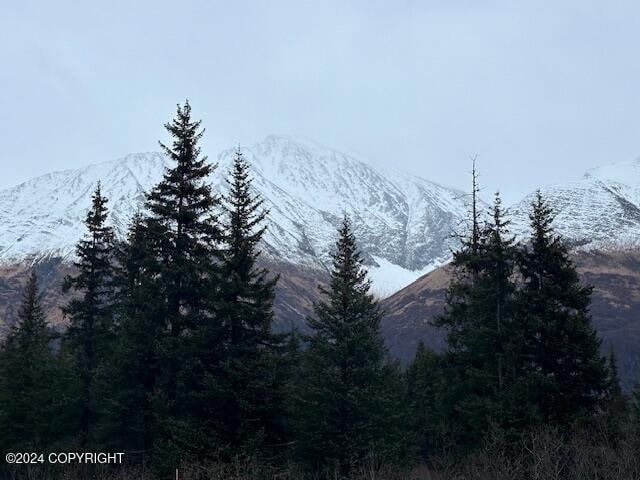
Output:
top-left (257, 134), bottom-right (337, 154)
top-left (582, 156), bottom-right (640, 183)
top-left (508, 155), bottom-right (640, 252)
top-left (0, 140), bottom-right (469, 297)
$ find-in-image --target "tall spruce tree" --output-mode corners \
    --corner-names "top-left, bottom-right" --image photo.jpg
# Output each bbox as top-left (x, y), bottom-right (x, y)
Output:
top-left (62, 183), bottom-right (116, 446)
top-left (434, 163), bottom-right (486, 357)
top-left (435, 187), bottom-right (518, 446)
top-left (297, 217), bottom-right (405, 474)
top-left (480, 193), bottom-right (527, 437)
top-left (284, 328), bottom-right (303, 451)
top-left (406, 342), bottom-right (443, 460)
top-left (630, 377), bottom-right (640, 437)
top-left (98, 214), bottom-right (162, 452)
top-left (143, 101), bottom-right (222, 467)
top-left (213, 149), bottom-right (286, 456)
top-left (515, 191), bottom-right (607, 427)
top-left (0, 271), bottom-right (64, 450)
top-left (603, 349), bottom-right (627, 441)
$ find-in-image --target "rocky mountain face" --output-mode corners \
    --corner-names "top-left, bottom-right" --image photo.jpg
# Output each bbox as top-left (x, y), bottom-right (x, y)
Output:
top-left (0, 135), bottom-right (470, 298)
top-left (381, 249), bottom-right (640, 390)
top-left (509, 157), bottom-right (640, 249)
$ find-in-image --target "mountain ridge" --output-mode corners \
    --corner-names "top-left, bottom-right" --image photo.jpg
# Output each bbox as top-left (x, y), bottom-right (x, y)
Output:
top-left (0, 136), bottom-right (471, 297)
top-left (509, 156), bottom-right (640, 251)
top-left (4, 136), bottom-right (640, 298)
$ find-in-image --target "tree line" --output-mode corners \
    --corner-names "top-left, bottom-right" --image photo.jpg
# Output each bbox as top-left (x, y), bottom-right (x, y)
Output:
top-left (0, 102), bottom-right (637, 478)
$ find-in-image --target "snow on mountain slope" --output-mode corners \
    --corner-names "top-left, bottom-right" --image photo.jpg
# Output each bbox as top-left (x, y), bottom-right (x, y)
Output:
top-left (0, 136), bottom-right (470, 296)
top-left (234, 136), bottom-right (469, 274)
top-left (0, 152), bottom-right (168, 262)
top-left (509, 157), bottom-right (640, 249)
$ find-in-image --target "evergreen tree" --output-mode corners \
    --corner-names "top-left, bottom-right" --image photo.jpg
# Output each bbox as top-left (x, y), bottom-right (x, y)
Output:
top-left (98, 214), bottom-right (162, 452)
top-left (435, 191), bottom-right (518, 446)
top-left (284, 328), bottom-right (304, 448)
top-left (433, 163), bottom-right (487, 358)
top-left (143, 101), bottom-right (222, 467)
top-left (481, 193), bottom-right (531, 437)
top-left (430, 174), bottom-right (485, 449)
top-left (603, 349), bottom-right (627, 441)
top-left (630, 376), bottom-right (640, 437)
top-left (212, 149), bottom-right (286, 457)
top-left (62, 183), bottom-right (116, 446)
top-left (515, 191), bottom-right (607, 427)
top-left (406, 342), bottom-right (443, 460)
top-left (297, 217), bottom-right (405, 474)
top-left (0, 271), bottom-right (62, 450)
top-left (605, 350), bottom-right (623, 403)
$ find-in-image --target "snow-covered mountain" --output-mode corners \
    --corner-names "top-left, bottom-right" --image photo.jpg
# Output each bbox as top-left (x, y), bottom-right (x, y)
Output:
top-left (509, 157), bottom-right (640, 249)
top-left (0, 136), bottom-right (470, 297)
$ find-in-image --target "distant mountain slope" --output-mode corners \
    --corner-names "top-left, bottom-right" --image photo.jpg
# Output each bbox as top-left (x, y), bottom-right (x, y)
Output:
top-left (0, 135), bottom-right (470, 296)
top-left (0, 258), bottom-right (326, 338)
top-left (509, 157), bottom-right (640, 249)
top-left (381, 249), bottom-right (640, 390)
top-left (0, 152), bottom-right (167, 262)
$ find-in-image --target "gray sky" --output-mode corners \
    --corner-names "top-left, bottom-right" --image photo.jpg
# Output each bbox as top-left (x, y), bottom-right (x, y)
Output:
top-left (2, 0), bottom-right (640, 204)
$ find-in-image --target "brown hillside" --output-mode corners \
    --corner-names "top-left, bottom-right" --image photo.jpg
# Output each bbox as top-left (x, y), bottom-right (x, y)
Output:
top-left (381, 249), bottom-right (640, 389)
top-left (0, 259), bottom-right (326, 337)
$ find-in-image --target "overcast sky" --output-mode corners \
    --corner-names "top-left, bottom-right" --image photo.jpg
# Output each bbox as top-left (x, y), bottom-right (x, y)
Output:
top-left (2, 1), bottom-right (640, 204)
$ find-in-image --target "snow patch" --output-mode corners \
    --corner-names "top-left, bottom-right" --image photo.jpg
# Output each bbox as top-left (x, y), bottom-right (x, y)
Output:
top-left (367, 256), bottom-right (446, 299)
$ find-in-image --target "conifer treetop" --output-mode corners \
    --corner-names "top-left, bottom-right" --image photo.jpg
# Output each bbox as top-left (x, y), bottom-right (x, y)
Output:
top-left (84, 182), bottom-right (112, 238)
top-left (529, 190), bottom-right (558, 249)
top-left (159, 100), bottom-right (206, 165)
top-left (147, 101), bottom-right (219, 237)
top-left (13, 270), bottom-right (48, 348)
top-left (64, 183), bottom-right (115, 297)
top-left (327, 216), bottom-right (371, 298)
top-left (223, 148), bottom-right (268, 251)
